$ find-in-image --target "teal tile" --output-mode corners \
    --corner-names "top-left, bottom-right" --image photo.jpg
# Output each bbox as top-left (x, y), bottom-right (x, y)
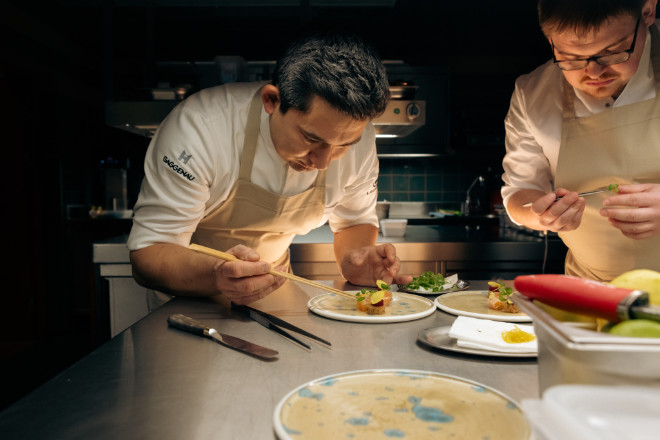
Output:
top-left (392, 193), bottom-right (410, 201)
top-left (377, 175), bottom-right (392, 191)
top-left (410, 192), bottom-right (425, 202)
top-left (427, 175), bottom-right (442, 191)
top-left (393, 176), bottom-right (409, 191)
top-left (410, 176), bottom-right (425, 191)
top-left (378, 191), bottom-right (392, 201)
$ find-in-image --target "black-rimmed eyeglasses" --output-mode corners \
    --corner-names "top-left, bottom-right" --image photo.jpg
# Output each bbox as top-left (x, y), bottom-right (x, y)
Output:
top-left (552, 15), bottom-right (641, 71)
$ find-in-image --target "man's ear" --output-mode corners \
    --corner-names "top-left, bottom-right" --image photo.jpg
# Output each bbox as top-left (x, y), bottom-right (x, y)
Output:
top-left (641, 0), bottom-right (657, 27)
top-left (261, 84), bottom-right (280, 115)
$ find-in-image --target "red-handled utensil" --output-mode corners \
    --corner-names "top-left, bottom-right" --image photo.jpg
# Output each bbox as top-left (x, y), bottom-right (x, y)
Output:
top-left (513, 274), bottom-right (660, 323)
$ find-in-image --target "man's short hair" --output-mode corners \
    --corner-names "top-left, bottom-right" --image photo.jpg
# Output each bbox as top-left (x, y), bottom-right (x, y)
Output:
top-left (538, 0), bottom-right (646, 37)
top-left (272, 32), bottom-right (390, 120)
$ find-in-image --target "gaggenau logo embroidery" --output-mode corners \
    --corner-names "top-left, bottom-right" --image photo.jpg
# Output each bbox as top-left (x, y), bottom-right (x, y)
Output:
top-left (163, 155), bottom-right (195, 181)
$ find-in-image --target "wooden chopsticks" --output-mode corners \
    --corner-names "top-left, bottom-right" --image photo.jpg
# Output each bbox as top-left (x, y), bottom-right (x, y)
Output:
top-left (189, 243), bottom-right (355, 299)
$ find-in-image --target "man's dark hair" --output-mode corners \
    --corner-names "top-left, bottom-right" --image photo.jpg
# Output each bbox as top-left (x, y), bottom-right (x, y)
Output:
top-left (538, 0), bottom-right (646, 37)
top-left (272, 32), bottom-right (390, 120)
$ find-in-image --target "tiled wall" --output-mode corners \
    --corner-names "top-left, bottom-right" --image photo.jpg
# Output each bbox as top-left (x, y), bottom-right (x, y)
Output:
top-left (376, 156), bottom-right (503, 209)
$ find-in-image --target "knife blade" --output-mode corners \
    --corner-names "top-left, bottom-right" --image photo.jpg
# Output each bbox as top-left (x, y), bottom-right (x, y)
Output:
top-left (167, 314), bottom-right (279, 358)
top-left (522, 188), bottom-right (610, 208)
top-left (513, 274), bottom-right (660, 322)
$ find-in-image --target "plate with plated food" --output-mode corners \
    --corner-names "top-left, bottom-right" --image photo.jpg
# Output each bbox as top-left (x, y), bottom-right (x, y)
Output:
top-left (434, 281), bottom-right (531, 322)
top-left (307, 280), bottom-right (435, 323)
top-left (397, 272), bottom-right (470, 295)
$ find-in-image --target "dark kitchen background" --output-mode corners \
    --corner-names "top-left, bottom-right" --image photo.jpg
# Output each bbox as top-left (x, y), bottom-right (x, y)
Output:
top-left (1, 0), bottom-right (555, 409)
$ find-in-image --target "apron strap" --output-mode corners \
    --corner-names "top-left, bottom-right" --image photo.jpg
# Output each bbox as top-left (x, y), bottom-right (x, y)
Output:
top-left (239, 89), bottom-right (265, 181)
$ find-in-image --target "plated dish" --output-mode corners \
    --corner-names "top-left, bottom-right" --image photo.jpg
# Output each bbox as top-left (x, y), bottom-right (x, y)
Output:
top-left (307, 291), bottom-right (435, 323)
top-left (435, 291), bottom-right (531, 322)
top-left (418, 326), bottom-right (537, 358)
top-left (397, 279), bottom-right (471, 295)
top-left (397, 272), bottom-right (470, 295)
top-left (274, 369), bottom-right (531, 440)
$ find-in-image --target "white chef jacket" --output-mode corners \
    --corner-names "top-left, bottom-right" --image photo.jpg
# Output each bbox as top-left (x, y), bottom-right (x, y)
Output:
top-left (128, 81), bottom-right (380, 251)
top-left (501, 22), bottom-right (658, 210)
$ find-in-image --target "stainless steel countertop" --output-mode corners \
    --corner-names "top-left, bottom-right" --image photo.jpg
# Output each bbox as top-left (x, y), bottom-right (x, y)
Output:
top-left (0, 280), bottom-right (539, 439)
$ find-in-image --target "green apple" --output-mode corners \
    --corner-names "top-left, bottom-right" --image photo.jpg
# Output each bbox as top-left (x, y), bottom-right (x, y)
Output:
top-left (607, 319), bottom-right (660, 338)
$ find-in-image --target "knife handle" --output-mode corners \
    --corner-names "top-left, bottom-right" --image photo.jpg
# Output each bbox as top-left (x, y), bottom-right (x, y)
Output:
top-left (168, 314), bottom-right (208, 336)
top-left (514, 274), bottom-right (638, 322)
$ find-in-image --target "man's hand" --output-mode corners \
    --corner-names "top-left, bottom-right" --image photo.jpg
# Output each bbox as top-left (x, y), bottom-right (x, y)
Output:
top-left (130, 243), bottom-right (285, 305)
top-left (600, 183), bottom-right (660, 239)
top-left (339, 243), bottom-right (413, 287)
top-left (211, 245), bottom-right (286, 305)
top-left (529, 188), bottom-right (586, 232)
top-left (509, 188), bottom-right (585, 232)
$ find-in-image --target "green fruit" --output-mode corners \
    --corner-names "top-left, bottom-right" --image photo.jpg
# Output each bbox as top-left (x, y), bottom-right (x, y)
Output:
top-left (607, 319), bottom-right (660, 338)
top-left (610, 269), bottom-right (660, 306)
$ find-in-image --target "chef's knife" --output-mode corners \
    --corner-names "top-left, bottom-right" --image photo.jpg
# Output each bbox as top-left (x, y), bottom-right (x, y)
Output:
top-left (513, 274), bottom-right (660, 322)
top-left (167, 314), bottom-right (279, 358)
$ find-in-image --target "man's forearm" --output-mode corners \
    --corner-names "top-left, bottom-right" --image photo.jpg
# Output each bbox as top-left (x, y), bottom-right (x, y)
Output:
top-left (130, 243), bottom-right (220, 296)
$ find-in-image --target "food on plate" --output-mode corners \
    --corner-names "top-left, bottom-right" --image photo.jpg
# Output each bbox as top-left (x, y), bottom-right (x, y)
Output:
top-left (607, 183), bottom-right (619, 192)
top-left (501, 325), bottom-right (536, 344)
top-left (355, 279), bottom-right (392, 315)
top-left (402, 272), bottom-right (460, 293)
top-left (487, 281), bottom-right (520, 314)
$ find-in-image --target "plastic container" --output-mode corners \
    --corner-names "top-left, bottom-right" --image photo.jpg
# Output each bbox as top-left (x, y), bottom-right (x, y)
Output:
top-left (514, 294), bottom-right (660, 393)
top-left (379, 219), bottom-right (407, 237)
top-left (522, 384), bottom-right (660, 440)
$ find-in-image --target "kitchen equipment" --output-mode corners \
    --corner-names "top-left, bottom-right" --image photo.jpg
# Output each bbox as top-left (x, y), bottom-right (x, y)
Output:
top-left (522, 384), bottom-right (660, 440)
top-left (514, 294), bottom-right (660, 391)
top-left (232, 304), bottom-right (331, 350)
top-left (379, 218), bottom-right (407, 236)
top-left (375, 201), bottom-right (390, 220)
top-left (371, 99), bottom-right (425, 138)
top-left (167, 313), bottom-right (279, 359)
top-left (188, 243), bottom-right (355, 299)
top-left (514, 274), bottom-right (660, 322)
top-left (522, 187), bottom-right (612, 207)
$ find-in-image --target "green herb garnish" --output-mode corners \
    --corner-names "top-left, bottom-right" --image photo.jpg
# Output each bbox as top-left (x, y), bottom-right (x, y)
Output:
top-left (488, 280), bottom-right (514, 302)
top-left (607, 184), bottom-right (619, 193)
top-left (405, 271), bottom-right (454, 292)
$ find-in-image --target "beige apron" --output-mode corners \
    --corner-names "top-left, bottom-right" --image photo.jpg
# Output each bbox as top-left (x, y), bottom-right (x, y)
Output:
top-left (191, 89), bottom-right (327, 270)
top-left (556, 25), bottom-right (660, 281)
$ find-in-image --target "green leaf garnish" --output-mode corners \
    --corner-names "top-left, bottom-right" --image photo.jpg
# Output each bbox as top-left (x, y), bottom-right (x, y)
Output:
top-left (607, 184), bottom-right (619, 193)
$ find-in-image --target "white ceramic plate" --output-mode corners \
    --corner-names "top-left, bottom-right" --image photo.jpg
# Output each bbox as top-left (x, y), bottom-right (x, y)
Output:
top-left (307, 291), bottom-right (435, 323)
top-left (435, 290), bottom-right (531, 322)
top-left (274, 369), bottom-right (531, 440)
top-left (418, 326), bottom-right (537, 358)
top-left (397, 279), bottom-right (471, 295)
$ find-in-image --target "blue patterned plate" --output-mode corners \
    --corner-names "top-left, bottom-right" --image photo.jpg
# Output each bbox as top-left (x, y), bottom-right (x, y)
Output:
top-left (274, 369), bottom-right (531, 439)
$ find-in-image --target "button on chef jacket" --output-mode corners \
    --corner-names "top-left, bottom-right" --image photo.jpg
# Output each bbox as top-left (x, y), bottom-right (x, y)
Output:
top-left (128, 81), bottom-right (380, 255)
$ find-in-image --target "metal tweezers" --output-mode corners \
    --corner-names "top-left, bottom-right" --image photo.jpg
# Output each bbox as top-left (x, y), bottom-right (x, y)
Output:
top-left (231, 303), bottom-right (331, 350)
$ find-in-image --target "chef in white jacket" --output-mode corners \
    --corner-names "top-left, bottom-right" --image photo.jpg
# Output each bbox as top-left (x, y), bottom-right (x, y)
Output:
top-left (502, 0), bottom-right (660, 281)
top-left (127, 33), bottom-right (412, 305)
